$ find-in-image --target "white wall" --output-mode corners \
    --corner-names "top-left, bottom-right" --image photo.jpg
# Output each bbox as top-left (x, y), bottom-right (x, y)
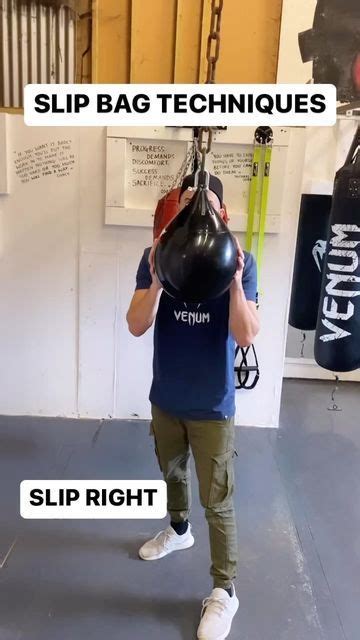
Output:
top-left (277, 0), bottom-right (316, 84)
top-left (0, 115), bottom-right (306, 427)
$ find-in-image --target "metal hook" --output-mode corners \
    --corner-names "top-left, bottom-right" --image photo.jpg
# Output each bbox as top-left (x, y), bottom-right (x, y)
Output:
top-left (327, 374), bottom-right (342, 411)
top-left (300, 332), bottom-right (306, 358)
top-left (201, 147), bottom-right (207, 173)
top-left (193, 167), bottom-right (210, 190)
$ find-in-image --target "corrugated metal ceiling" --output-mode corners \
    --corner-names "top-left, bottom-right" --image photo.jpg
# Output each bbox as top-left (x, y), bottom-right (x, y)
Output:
top-left (0, 0), bottom-right (76, 108)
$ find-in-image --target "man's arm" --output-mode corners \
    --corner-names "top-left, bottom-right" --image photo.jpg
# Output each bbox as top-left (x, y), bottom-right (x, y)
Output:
top-left (126, 242), bottom-right (162, 337)
top-left (229, 289), bottom-right (259, 347)
top-left (229, 241), bottom-right (260, 347)
top-left (126, 285), bottom-right (162, 336)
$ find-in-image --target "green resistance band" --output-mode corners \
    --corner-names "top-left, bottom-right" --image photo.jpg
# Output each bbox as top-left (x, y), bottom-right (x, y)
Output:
top-left (257, 143), bottom-right (272, 280)
top-left (245, 127), bottom-right (273, 295)
top-left (245, 143), bottom-right (261, 254)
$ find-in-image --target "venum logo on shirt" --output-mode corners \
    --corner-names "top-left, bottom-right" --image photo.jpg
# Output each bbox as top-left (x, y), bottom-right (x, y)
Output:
top-left (174, 310), bottom-right (210, 326)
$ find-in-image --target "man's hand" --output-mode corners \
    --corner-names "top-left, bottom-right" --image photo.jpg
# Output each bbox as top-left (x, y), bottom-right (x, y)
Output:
top-left (228, 235), bottom-right (260, 346)
top-left (149, 239), bottom-right (162, 291)
top-left (231, 236), bottom-right (245, 291)
top-left (126, 240), bottom-right (163, 336)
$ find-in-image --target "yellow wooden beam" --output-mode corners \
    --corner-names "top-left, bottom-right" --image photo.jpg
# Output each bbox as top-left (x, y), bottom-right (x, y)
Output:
top-left (215, 0), bottom-right (283, 83)
top-left (75, 0), bottom-right (92, 83)
top-left (91, 0), bottom-right (283, 86)
top-left (0, 107), bottom-right (23, 114)
top-left (92, 0), bottom-right (131, 83)
top-left (130, 0), bottom-right (177, 83)
top-left (91, 0), bottom-right (99, 83)
top-left (199, 0), bottom-right (212, 83)
top-left (174, 0), bottom-right (203, 83)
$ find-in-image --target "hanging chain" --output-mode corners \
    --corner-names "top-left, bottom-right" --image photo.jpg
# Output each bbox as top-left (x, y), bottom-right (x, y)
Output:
top-left (327, 375), bottom-right (342, 412)
top-left (196, 0), bottom-right (224, 165)
top-left (300, 332), bottom-right (306, 358)
top-left (206, 0), bottom-right (224, 84)
top-left (169, 139), bottom-right (197, 191)
top-left (198, 127), bottom-right (213, 171)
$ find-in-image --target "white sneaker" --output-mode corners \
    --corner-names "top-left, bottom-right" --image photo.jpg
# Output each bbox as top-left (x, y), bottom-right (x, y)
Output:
top-left (138, 524), bottom-right (194, 560)
top-left (197, 584), bottom-right (239, 640)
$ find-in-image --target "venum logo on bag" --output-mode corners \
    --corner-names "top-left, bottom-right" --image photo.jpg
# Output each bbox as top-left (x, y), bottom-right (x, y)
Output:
top-left (319, 224), bottom-right (360, 342)
top-left (312, 239), bottom-right (327, 272)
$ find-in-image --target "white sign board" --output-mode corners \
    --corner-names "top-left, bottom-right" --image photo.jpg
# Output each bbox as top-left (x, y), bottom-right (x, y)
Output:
top-left (105, 126), bottom-right (290, 233)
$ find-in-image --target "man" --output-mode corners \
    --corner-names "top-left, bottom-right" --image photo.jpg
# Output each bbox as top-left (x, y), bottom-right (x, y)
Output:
top-left (126, 173), bottom-right (259, 640)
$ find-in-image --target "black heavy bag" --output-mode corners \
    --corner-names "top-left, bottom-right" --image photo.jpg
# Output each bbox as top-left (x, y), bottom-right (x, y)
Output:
top-left (298, 0), bottom-right (360, 103)
top-left (154, 171), bottom-right (238, 303)
top-left (315, 126), bottom-right (360, 372)
top-left (289, 194), bottom-right (332, 330)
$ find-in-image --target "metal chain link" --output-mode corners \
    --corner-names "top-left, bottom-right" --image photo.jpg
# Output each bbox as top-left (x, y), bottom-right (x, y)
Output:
top-left (169, 139), bottom-right (197, 190)
top-left (197, 0), bottom-right (224, 163)
top-left (328, 375), bottom-right (342, 412)
top-left (206, 0), bottom-right (224, 84)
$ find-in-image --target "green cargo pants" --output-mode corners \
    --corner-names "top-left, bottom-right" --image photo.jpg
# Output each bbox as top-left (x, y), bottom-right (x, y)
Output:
top-left (150, 404), bottom-right (238, 590)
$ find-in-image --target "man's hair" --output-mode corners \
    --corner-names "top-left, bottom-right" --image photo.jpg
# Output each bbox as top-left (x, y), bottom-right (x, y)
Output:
top-left (179, 173), bottom-right (223, 207)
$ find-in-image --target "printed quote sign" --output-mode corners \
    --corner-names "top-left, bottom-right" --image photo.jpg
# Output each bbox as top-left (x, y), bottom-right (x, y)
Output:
top-left (13, 139), bottom-right (75, 184)
top-left (205, 145), bottom-right (254, 213)
top-left (124, 139), bottom-right (254, 213)
top-left (125, 139), bottom-right (186, 208)
top-left (105, 127), bottom-right (289, 231)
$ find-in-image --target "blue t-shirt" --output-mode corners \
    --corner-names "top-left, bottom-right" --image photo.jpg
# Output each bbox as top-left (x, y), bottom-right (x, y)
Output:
top-left (135, 248), bottom-right (257, 420)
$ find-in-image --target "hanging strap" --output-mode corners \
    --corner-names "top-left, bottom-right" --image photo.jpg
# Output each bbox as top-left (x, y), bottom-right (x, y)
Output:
top-left (245, 143), bottom-right (261, 254)
top-left (240, 127), bottom-right (272, 392)
top-left (256, 143), bottom-right (272, 289)
top-left (234, 345), bottom-right (260, 390)
top-left (245, 127), bottom-right (273, 287)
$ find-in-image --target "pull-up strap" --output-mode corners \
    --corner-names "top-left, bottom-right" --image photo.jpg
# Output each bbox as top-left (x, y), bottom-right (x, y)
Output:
top-left (245, 127), bottom-right (273, 290)
top-left (245, 144), bottom-right (261, 254)
top-left (234, 344), bottom-right (260, 390)
top-left (257, 143), bottom-right (272, 287)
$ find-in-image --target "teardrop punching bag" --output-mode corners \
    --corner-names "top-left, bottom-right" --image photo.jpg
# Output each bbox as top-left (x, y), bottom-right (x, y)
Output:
top-left (315, 126), bottom-right (360, 372)
top-left (154, 171), bottom-right (238, 303)
top-left (289, 194), bottom-right (332, 330)
top-left (153, 189), bottom-right (231, 240)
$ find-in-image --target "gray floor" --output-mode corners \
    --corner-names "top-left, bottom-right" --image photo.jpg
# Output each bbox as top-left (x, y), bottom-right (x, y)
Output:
top-left (0, 379), bottom-right (359, 640)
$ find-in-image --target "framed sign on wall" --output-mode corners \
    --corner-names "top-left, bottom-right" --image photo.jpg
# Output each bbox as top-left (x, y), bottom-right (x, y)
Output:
top-left (105, 126), bottom-right (290, 233)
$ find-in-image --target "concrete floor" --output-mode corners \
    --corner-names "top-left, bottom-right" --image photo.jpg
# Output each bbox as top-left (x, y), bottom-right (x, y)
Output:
top-left (0, 379), bottom-right (358, 640)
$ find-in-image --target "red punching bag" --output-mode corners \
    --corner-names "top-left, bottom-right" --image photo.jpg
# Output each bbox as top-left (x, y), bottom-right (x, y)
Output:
top-left (153, 187), bottom-right (230, 239)
top-left (153, 188), bottom-right (181, 240)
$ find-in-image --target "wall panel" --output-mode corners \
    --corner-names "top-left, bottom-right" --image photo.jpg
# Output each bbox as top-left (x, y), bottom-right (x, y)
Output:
top-left (94, 0), bottom-right (283, 84)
